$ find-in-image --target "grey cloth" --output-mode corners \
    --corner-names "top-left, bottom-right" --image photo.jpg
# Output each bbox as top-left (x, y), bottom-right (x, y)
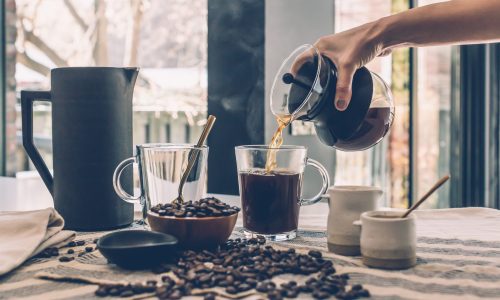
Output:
top-left (0, 208), bottom-right (75, 276)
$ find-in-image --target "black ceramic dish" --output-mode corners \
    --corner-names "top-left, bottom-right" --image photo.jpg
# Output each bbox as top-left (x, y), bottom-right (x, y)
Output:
top-left (97, 230), bottom-right (179, 269)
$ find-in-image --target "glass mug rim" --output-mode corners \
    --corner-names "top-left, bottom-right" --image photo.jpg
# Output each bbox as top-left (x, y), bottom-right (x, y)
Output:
top-left (136, 143), bottom-right (208, 151)
top-left (113, 144), bottom-right (208, 208)
top-left (236, 144), bottom-right (306, 151)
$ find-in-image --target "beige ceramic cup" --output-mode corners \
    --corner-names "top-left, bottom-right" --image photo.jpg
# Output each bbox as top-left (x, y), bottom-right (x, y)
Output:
top-left (326, 186), bottom-right (382, 256)
top-left (355, 210), bottom-right (417, 270)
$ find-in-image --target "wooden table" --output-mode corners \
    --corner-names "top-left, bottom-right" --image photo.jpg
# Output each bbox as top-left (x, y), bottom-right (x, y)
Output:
top-left (1, 176), bottom-right (500, 300)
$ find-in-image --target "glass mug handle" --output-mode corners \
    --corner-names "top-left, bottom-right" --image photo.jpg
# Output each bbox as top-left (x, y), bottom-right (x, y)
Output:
top-left (300, 158), bottom-right (331, 206)
top-left (113, 157), bottom-right (141, 203)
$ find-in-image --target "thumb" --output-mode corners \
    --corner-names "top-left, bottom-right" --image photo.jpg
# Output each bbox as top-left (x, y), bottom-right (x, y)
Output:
top-left (334, 65), bottom-right (356, 111)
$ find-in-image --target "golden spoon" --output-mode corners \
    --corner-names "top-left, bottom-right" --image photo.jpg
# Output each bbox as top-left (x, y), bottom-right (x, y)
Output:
top-left (401, 174), bottom-right (450, 218)
top-left (172, 115), bottom-right (216, 204)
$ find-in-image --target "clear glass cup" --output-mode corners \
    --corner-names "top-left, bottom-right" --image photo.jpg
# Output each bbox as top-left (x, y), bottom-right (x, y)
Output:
top-left (235, 145), bottom-right (330, 241)
top-left (113, 144), bottom-right (208, 219)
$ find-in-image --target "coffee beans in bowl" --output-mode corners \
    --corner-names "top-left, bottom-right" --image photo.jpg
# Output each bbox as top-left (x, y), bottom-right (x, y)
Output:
top-left (147, 197), bottom-right (240, 249)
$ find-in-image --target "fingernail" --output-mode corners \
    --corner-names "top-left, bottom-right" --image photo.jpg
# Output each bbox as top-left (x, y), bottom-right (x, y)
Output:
top-left (336, 99), bottom-right (346, 110)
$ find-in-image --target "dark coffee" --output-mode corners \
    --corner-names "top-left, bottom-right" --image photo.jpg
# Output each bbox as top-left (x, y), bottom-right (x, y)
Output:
top-left (333, 107), bottom-right (392, 151)
top-left (239, 170), bottom-right (302, 234)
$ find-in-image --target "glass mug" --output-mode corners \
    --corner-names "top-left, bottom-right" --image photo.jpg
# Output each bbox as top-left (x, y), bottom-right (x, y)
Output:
top-left (235, 145), bottom-right (330, 241)
top-left (113, 144), bottom-right (208, 219)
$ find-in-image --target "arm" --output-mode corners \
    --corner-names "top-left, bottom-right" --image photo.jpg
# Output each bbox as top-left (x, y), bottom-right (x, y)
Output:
top-left (318, 0), bottom-right (500, 111)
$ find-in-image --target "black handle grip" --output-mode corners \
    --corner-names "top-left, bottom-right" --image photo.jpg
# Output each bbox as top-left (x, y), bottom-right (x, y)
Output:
top-left (21, 90), bottom-right (54, 196)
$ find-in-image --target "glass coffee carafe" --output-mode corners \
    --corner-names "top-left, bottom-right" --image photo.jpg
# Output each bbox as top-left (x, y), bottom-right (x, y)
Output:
top-left (270, 44), bottom-right (395, 151)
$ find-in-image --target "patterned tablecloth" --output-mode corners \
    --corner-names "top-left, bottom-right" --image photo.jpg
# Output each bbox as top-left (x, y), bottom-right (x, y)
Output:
top-left (1, 208), bottom-right (500, 300)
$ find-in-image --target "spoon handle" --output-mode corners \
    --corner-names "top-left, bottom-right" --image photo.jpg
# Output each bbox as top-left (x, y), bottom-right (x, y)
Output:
top-left (402, 174), bottom-right (450, 218)
top-left (177, 116), bottom-right (216, 198)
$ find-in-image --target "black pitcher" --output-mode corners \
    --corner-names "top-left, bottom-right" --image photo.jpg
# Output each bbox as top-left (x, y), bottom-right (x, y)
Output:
top-left (21, 67), bottom-right (139, 230)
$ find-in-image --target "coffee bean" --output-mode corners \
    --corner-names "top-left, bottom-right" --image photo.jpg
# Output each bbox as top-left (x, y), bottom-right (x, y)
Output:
top-left (76, 240), bottom-right (85, 246)
top-left (67, 241), bottom-right (77, 247)
top-left (204, 293), bottom-right (216, 300)
top-left (58, 256), bottom-right (73, 262)
top-left (238, 283), bottom-right (251, 292)
top-left (267, 289), bottom-right (283, 300)
top-left (218, 280), bottom-right (229, 287)
top-left (85, 246), bottom-right (94, 252)
top-left (199, 273), bottom-right (212, 283)
top-left (225, 286), bottom-right (238, 294)
top-left (95, 286), bottom-right (108, 297)
top-left (256, 283), bottom-right (269, 293)
top-left (169, 289), bottom-right (182, 299)
top-left (284, 289), bottom-right (299, 298)
top-left (308, 250), bottom-right (322, 259)
top-left (108, 287), bottom-right (121, 296)
top-left (131, 283), bottom-right (147, 293)
top-left (298, 285), bottom-right (313, 293)
top-left (312, 290), bottom-right (330, 299)
top-left (146, 280), bottom-right (157, 286)
top-left (174, 210), bottom-right (186, 217)
top-left (67, 249), bottom-right (74, 254)
top-left (120, 289), bottom-right (134, 297)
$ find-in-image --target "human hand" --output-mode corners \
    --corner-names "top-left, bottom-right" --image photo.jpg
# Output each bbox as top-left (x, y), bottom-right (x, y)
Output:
top-left (314, 21), bottom-right (389, 111)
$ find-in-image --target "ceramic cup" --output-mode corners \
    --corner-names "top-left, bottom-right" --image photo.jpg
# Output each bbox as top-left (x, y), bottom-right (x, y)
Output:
top-left (326, 186), bottom-right (382, 256)
top-left (355, 210), bottom-right (417, 270)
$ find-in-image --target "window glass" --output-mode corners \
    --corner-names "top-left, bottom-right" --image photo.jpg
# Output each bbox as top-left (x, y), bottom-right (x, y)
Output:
top-left (335, 0), bottom-right (410, 208)
top-left (10, 0), bottom-right (207, 174)
top-left (416, 0), bottom-right (452, 208)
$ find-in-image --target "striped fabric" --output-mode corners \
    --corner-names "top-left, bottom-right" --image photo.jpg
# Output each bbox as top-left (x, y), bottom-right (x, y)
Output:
top-left (0, 208), bottom-right (499, 299)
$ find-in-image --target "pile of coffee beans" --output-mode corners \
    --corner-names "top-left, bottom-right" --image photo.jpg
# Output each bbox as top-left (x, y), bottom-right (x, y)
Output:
top-left (95, 237), bottom-right (370, 299)
top-left (150, 197), bottom-right (240, 218)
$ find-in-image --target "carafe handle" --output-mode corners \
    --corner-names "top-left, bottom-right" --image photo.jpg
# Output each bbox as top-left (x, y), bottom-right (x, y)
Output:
top-left (21, 90), bottom-right (54, 196)
top-left (300, 158), bottom-right (330, 206)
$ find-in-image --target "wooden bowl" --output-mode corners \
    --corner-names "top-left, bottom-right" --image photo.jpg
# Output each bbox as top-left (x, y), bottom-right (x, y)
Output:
top-left (147, 212), bottom-right (238, 249)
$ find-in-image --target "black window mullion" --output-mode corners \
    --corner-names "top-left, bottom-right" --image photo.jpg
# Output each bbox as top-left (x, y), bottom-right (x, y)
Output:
top-left (451, 45), bottom-right (487, 207)
top-left (408, 0), bottom-right (416, 208)
top-left (487, 43), bottom-right (500, 208)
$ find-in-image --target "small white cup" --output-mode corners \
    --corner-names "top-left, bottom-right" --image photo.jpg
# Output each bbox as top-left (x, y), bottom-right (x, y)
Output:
top-left (355, 210), bottom-right (417, 270)
top-left (326, 186), bottom-right (382, 256)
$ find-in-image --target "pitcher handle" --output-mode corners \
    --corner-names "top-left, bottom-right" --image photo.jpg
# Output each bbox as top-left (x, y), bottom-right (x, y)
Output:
top-left (113, 157), bottom-right (141, 203)
top-left (300, 158), bottom-right (331, 206)
top-left (21, 90), bottom-right (54, 196)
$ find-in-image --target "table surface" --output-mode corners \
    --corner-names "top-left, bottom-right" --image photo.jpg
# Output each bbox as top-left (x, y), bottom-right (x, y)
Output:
top-left (0, 175), bottom-right (330, 228)
top-left (1, 176), bottom-right (500, 300)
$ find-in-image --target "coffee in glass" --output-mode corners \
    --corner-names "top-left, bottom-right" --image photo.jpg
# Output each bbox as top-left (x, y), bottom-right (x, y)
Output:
top-left (235, 145), bottom-right (329, 241)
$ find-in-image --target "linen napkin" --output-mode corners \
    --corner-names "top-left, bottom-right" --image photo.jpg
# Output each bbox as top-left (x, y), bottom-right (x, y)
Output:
top-left (0, 208), bottom-right (75, 276)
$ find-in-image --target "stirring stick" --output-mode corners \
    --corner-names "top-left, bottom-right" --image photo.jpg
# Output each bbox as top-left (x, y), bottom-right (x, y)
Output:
top-left (401, 174), bottom-right (450, 218)
top-left (172, 115), bottom-right (216, 204)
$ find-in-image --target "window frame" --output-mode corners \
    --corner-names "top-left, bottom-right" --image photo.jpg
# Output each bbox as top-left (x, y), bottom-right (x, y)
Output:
top-left (0, 0), bottom-right (5, 176)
